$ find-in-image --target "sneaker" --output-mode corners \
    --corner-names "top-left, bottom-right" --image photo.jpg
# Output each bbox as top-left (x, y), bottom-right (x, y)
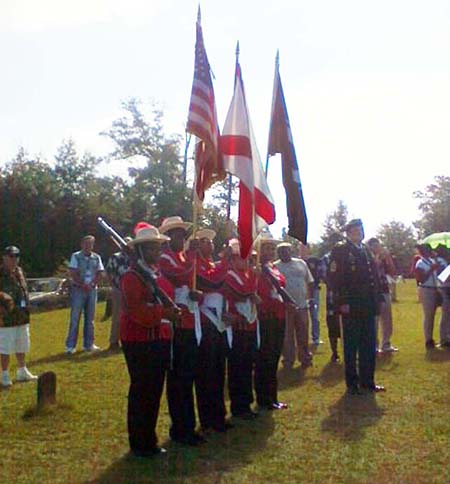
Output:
top-left (66, 347), bottom-right (76, 354)
top-left (16, 367), bottom-right (38, 382)
top-left (382, 346), bottom-right (399, 353)
top-left (2, 372), bottom-right (13, 387)
top-left (83, 345), bottom-right (101, 352)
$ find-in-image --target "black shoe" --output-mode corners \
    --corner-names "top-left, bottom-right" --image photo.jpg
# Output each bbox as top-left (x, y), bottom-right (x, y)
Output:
top-left (234, 410), bottom-right (258, 420)
top-left (347, 386), bottom-right (363, 396)
top-left (425, 339), bottom-right (436, 349)
top-left (192, 432), bottom-right (207, 444)
top-left (362, 384), bottom-right (386, 393)
top-left (171, 434), bottom-right (202, 446)
top-left (129, 447), bottom-right (167, 458)
top-left (272, 401), bottom-right (288, 410)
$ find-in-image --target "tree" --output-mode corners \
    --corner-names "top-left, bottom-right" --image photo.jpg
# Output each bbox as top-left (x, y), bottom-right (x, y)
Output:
top-left (101, 98), bottom-right (192, 223)
top-left (413, 176), bottom-right (450, 237)
top-left (317, 200), bottom-right (348, 256)
top-left (376, 221), bottom-right (417, 276)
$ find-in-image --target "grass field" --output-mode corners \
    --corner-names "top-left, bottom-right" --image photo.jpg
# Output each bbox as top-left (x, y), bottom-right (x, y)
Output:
top-left (1, 280), bottom-right (449, 484)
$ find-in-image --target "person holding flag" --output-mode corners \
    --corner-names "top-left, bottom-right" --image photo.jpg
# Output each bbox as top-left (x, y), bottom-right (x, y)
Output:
top-left (188, 228), bottom-right (230, 433)
top-left (158, 216), bottom-right (205, 446)
top-left (221, 239), bottom-right (260, 420)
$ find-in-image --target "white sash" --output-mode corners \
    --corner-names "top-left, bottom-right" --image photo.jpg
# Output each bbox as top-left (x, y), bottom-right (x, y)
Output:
top-left (200, 292), bottom-right (225, 332)
top-left (235, 299), bottom-right (257, 324)
top-left (174, 285), bottom-right (202, 345)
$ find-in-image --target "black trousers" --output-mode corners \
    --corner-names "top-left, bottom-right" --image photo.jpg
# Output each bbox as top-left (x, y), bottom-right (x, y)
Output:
top-left (227, 330), bottom-right (256, 416)
top-left (342, 304), bottom-right (377, 389)
top-left (254, 318), bottom-right (285, 407)
top-left (195, 320), bottom-right (227, 429)
top-left (122, 340), bottom-right (169, 453)
top-left (166, 328), bottom-right (199, 438)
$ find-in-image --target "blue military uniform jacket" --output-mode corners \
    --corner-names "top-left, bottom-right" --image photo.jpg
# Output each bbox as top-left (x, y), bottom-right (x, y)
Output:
top-left (328, 240), bottom-right (382, 314)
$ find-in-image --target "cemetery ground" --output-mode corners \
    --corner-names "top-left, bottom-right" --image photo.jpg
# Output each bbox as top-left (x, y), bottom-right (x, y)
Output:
top-left (0, 280), bottom-right (449, 484)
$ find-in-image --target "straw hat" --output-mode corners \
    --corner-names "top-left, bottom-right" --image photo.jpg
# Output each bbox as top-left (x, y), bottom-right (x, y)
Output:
top-left (258, 233), bottom-right (281, 246)
top-left (128, 226), bottom-right (170, 246)
top-left (158, 216), bottom-right (192, 234)
top-left (189, 228), bottom-right (216, 241)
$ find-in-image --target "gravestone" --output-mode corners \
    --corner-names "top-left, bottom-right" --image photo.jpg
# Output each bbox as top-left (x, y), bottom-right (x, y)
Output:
top-left (37, 371), bottom-right (56, 407)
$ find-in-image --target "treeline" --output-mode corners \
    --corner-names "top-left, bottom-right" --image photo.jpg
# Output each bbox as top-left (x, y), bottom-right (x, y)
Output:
top-left (1, 98), bottom-right (449, 277)
top-left (0, 99), bottom-right (232, 276)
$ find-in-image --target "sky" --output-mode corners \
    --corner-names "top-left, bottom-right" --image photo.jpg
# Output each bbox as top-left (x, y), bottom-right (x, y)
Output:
top-left (1, 0), bottom-right (449, 242)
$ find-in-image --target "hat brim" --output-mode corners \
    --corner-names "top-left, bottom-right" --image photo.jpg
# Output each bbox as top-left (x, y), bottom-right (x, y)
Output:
top-left (128, 235), bottom-right (169, 246)
top-left (159, 222), bottom-right (192, 234)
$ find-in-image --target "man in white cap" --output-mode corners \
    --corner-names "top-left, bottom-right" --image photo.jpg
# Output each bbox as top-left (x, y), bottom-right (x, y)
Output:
top-left (0, 245), bottom-right (37, 387)
top-left (120, 224), bottom-right (179, 458)
top-left (158, 216), bottom-right (205, 446)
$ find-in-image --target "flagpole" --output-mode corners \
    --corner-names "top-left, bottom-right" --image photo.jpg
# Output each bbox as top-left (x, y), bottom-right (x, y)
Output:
top-left (265, 50), bottom-right (280, 177)
top-left (183, 132), bottom-right (191, 185)
top-left (225, 41), bottom-right (241, 238)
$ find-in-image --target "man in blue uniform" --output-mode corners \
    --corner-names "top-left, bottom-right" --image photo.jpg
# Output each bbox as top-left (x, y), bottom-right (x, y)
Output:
top-left (328, 219), bottom-right (385, 395)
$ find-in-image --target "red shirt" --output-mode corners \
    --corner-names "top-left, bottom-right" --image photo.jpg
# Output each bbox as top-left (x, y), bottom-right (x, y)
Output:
top-left (159, 247), bottom-right (196, 329)
top-left (223, 266), bottom-right (257, 332)
top-left (257, 264), bottom-right (286, 321)
top-left (120, 268), bottom-right (174, 342)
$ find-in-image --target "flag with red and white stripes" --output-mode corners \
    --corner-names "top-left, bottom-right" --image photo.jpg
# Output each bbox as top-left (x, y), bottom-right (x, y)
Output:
top-left (186, 8), bottom-right (224, 201)
top-left (221, 59), bottom-right (276, 258)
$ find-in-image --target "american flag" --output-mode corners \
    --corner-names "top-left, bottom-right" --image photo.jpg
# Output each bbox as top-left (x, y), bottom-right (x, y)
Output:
top-left (186, 8), bottom-right (224, 201)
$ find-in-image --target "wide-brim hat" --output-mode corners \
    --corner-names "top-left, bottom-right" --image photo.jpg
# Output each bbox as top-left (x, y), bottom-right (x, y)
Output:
top-left (257, 234), bottom-right (282, 246)
top-left (159, 216), bottom-right (192, 234)
top-left (189, 228), bottom-right (216, 241)
top-left (128, 226), bottom-right (170, 246)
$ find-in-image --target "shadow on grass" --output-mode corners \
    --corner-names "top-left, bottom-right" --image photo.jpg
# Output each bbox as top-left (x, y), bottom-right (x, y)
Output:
top-left (88, 412), bottom-right (275, 483)
top-left (321, 392), bottom-right (385, 441)
top-left (28, 348), bottom-right (121, 366)
top-left (277, 365), bottom-right (309, 391)
top-left (375, 352), bottom-right (400, 372)
top-left (22, 402), bottom-right (74, 420)
top-left (425, 347), bottom-right (450, 363)
top-left (317, 361), bottom-right (344, 388)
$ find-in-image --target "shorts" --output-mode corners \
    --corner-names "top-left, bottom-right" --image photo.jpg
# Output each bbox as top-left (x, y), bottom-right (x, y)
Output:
top-left (0, 324), bottom-right (31, 354)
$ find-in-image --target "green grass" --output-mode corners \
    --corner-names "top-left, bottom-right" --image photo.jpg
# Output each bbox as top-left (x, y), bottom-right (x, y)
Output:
top-left (1, 280), bottom-right (449, 483)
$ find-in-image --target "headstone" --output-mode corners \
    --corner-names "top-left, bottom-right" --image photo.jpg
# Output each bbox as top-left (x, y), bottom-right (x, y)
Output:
top-left (37, 371), bottom-right (56, 407)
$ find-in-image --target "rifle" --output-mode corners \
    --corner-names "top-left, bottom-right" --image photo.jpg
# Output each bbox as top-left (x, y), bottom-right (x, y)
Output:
top-left (97, 216), bottom-right (180, 312)
top-left (261, 263), bottom-right (298, 307)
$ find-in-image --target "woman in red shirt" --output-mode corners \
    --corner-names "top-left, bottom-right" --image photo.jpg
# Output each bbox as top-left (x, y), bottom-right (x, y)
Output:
top-left (120, 225), bottom-right (179, 458)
